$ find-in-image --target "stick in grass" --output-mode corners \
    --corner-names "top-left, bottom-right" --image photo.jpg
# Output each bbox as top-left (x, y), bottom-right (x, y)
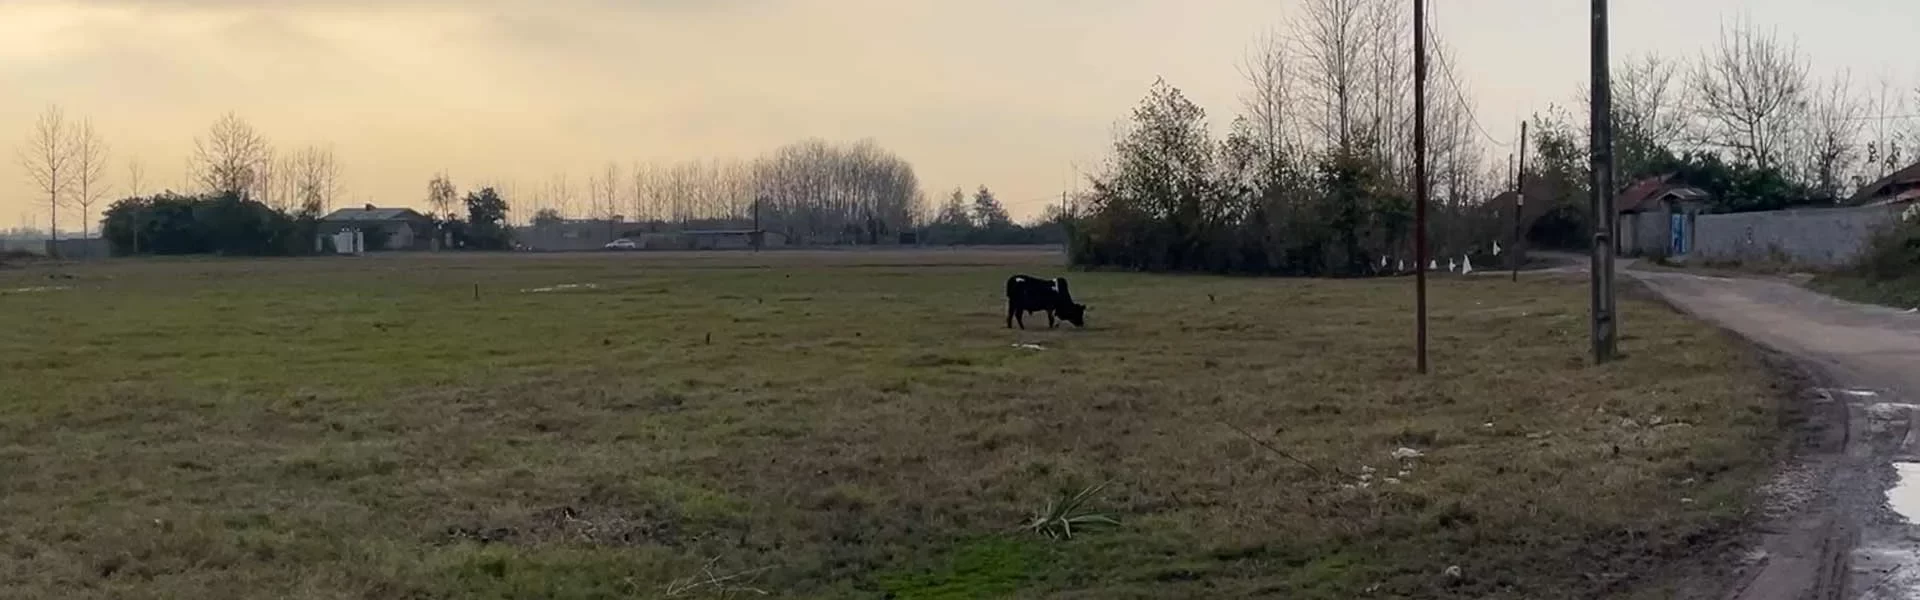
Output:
top-left (1219, 420), bottom-right (1325, 477)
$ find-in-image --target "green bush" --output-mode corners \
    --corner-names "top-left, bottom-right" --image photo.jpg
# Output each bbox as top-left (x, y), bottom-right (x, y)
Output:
top-left (1860, 215), bottom-right (1920, 281)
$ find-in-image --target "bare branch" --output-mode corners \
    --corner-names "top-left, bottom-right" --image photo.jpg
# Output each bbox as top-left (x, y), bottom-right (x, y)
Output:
top-left (125, 158), bottom-right (146, 198)
top-left (18, 106), bottom-right (77, 239)
top-left (192, 112), bottom-right (271, 198)
top-left (71, 118), bottom-right (111, 239)
top-left (1687, 19), bottom-right (1810, 170)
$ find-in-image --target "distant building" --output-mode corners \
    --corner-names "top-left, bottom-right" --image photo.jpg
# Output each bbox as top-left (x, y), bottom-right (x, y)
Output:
top-left (319, 206), bottom-right (435, 251)
top-left (1615, 175), bottom-right (1710, 258)
top-left (636, 229), bottom-right (787, 250)
top-left (514, 219), bottom-right (631, 251)
top-left (1851, 161), bottom-right (1920, 207)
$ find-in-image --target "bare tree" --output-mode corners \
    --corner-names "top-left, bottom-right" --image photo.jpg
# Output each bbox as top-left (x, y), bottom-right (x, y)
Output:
top-left (1291, 0), bottom-right (1366, 151)
top-left (1614, 54), bottom-right (1688, 149)
top-left (427, 172), bottom-right (458, 220)
top-left (125, 158), bottom-right (147, 198)
top-left (546, 174), bottom-right (574, 218)
top-left (591, 163), bottom-right (620, 221)
top-left (17, 106), bottom-right (76, 240)
top-left (1238, 29), bottom-right (1298, 165)
top-left (251, 146), bottom-right (285, 211)
top-left (1360, 0), bottom-right (1411, 176)
top-left (1801, 73), bottom-right (1865, 200)
top-left (289, 145), bottom-right (341, 217)
top-left (193, 112), bottom-right (271, 198)
top-left (71, 118), bottom-right (110, 239)
top-left (1861, 76), bottom-right (1911, 181)
top-left (1688, 19), bottom-right (1810, 170)
top-left (628, 162), bottom-right (659, 223)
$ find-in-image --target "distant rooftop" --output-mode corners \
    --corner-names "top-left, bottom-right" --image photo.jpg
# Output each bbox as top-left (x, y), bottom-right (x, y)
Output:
top-left (321, 207), bottom-right (428, 222)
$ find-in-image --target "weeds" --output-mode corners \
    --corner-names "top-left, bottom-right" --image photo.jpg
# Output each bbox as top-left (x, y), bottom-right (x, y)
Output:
top-left (1021, 482), bottom-right (1119, 540)
top-left (663, 557), bottom-right (772, 598)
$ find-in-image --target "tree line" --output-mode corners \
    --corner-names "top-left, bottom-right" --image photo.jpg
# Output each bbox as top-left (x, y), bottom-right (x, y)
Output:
top-left (508, 139), bottom-right (929, 245)
top-left (920, 186), bottom-right (1070, 246)
top-left (14, 108), bottom-right (345, 245)
top-left (1071, 3), bottom-right (1920, 275)
top-left (14, 108), bottom-right (979, 254)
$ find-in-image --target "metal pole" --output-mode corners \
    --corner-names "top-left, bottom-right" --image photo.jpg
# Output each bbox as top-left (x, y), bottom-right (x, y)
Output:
top-left (1589, 0), bottom-right (1618, 363)
top-left (1414, 0), bottom-right (1429, 375)
top-left (1513, 121), bottom-right (1528, 283)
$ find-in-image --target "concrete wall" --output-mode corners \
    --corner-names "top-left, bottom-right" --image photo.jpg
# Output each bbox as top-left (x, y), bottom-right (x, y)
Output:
top-left (47, 238), bottom-right (110, 259)
top-left (634, 231), bottom-right (788, 250)
top-left (1689, 204), bottom-right (1902, 268)
top-left (515, 222), bottom-right (628, 251)
top-left (0, 240), bottom-right (48, 255)
top-left (1620, 209), bottom-right (1672, 257)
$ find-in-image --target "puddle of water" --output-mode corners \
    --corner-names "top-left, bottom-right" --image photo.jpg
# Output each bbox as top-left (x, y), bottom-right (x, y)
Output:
top-left (1890, 463), bottom-right (1920, 523)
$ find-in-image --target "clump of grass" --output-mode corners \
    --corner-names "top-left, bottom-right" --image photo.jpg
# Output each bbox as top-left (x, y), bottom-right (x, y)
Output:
top-left (1020, 482), bottom-right (1119, 540)
top-left (1812, 217), bottom-right (1920, 308)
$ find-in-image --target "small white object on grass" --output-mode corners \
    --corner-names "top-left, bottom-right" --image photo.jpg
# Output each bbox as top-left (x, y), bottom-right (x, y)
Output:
top-left (1398, 260), bottom-right (1406, 272)
top-left (1447, 259), bottom-right (1458, 273)
top-left (1462, 256), bottom-right (1474, 275)
top-left (1430, 259), bottom-right (1439, 271)
top-left (1012, 343), bottom-right (1046, 351)
top-left (1492, 241), bottom-right (1503, 256)
top-left (1444, 565), bottom-right (1463, 578)
top-left (1392, 447), bottom-right (1424, 460)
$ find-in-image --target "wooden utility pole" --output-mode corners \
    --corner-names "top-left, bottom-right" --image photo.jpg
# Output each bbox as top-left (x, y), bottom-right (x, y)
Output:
top-left (1413, 0), bottom-right (1430, 374)
top-left (1513, 121), bottom-right (1528, 283)
top-left (1589, 0), bottom-right (1618, 363)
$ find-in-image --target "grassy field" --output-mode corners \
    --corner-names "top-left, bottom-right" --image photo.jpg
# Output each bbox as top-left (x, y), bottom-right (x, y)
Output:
top-left (0, 249), bottom-right (1781, 599)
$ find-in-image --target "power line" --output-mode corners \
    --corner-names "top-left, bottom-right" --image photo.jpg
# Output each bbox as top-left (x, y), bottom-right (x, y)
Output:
top-left (1424, 6), bottom-right (1510, 149)
top-left (1844, 113), bottom-right (1920, 122)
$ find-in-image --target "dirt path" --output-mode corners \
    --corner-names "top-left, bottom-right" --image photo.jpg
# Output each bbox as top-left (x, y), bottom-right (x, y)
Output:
top-left (1630, 269), bottom-right (1920, 599)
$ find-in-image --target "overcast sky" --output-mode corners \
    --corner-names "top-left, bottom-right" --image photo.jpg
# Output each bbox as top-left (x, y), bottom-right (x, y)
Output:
top-left (3, 0), bottom-right (1916, 228)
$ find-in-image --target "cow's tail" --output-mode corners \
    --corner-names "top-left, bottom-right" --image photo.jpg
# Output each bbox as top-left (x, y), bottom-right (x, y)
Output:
top-left (1054, 277), bottom-right (1073, 301)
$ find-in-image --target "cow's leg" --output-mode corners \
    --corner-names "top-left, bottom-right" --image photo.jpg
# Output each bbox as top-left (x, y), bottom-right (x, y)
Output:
top-left (1048, 310), bottom-right (1057, 329)
top-left (1015, 310), bottom-right (1028, 330)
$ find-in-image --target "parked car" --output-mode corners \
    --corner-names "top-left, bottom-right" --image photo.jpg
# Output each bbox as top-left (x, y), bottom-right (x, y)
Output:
top-left (604, 238), bottom-right (638, 250)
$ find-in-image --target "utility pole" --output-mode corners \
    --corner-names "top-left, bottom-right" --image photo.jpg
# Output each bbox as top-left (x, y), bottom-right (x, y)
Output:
top-left (752, 196), bottom-right (763, 252)
top-left (1413, 0), bottom-right (1430, 375)
top-left (1513, 120), bottom-right (1528, 283)
top-left (1589, 0), bottom-right (1618, 363)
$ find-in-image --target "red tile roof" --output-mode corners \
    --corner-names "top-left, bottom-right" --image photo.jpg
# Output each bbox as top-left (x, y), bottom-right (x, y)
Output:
top-left (1851, 161), bottom-right (1920, 205)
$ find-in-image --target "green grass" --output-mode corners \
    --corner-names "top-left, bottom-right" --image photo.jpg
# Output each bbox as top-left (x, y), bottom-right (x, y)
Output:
top-left (1811, 272), bottom-right (1920, 310)
top-left (0, 249), bottom-right (1781, 598)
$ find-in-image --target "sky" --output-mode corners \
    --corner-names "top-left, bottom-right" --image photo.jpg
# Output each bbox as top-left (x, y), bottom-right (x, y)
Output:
top-left (2, 0), bottom-right (1917, 230)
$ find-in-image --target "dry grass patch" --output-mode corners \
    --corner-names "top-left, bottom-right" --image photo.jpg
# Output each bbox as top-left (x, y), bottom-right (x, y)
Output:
top-left (0, 251), bottom-right (1781, 599)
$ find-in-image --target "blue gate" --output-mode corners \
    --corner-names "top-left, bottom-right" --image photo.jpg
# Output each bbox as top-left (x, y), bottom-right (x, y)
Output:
top-left (1669, 213), bottom-right (1688, 256)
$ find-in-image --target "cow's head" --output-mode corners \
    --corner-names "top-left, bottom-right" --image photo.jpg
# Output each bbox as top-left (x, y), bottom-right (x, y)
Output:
top-left (1057, 303), bottom-right (1087, 327)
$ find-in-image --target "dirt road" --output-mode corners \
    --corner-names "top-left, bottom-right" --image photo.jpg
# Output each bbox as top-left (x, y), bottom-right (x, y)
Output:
top-left (1631, 269), bottom-right (1920, 599)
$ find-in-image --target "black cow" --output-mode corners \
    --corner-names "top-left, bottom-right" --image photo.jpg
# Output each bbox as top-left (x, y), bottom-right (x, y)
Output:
top-left (1005, 275), bottom-right (1086, 329)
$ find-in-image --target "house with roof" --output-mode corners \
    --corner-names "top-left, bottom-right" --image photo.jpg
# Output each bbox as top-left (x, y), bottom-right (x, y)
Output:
top-left (319, 206), bottom-right (436, 251)
top-left (1615, 175), bottom-right (1710, 258)
top-left (1850, 161), bottom-right (1920, 207)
